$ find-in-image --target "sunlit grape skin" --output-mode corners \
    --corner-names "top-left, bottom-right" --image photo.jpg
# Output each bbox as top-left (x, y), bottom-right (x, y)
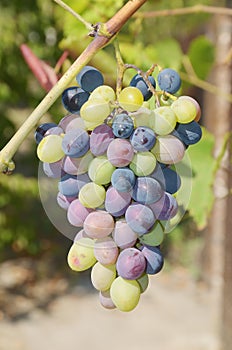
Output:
top-left (118, 87), bottom-right (144, 112)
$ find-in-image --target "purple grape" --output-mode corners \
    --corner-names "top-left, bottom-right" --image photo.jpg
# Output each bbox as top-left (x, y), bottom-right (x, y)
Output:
top-left (116, 247), bottom-right (146, 280)
top-left (90, 124), bottom-right (115, 156)
top-left (132, 176), bottom-right (164, 205)
top-left (76, 66), bottom-right (104, 92)
top-left (67, 199), bottom-right (93, 227)
top-left (130, 126), bottom-right (156, 151)
top-left (111, 167), bottom-right (136, 192)
top-left (43, 159), bottom-right (63, 178)
top-left (94, 237), bottom-right (119, 265)
top-left (58, 174), bottom-right (79, 197)
top-left (34, 122), bottom-right (57, 144)
top-left (140, 245), bottom-right (164, 275)
top-left (172, 121), bottom-right (202, 146)
top-left (105, 186), bottom-right (131, 217)
top-left (130, 74), bottom-right (156, 101)
top-left (112, 221), bottom-right (138, 249)
top-left (62, 87), bottom-right (90, 114)
top-left (157, 68), bottom-right (181, 94)
top-left (58, 114), bottom-right (77, 131)
top-left (44, 126), bottom-right (64, 136)
top-left (62, 128), bottom-right (89, 158)
top-left (125, 203), bottom-right (155, 235)
top-left (149, 192), bottom-right (178, 220)
top-left (112, 113), bottom-right (134, 138)
top-left (57, 192), bottom-right (76, 210)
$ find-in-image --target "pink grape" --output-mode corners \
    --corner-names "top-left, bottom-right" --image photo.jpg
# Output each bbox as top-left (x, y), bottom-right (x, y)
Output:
top-left (105, 186), bottom-right (132, 217)
top-left (112, 221), bottom-right (138, 249)
top-left (90, 124), bottom-right (115, 156)
top-left (67, 199), bottom-right (94, 227)
top-left (83, 211), bottom-right (115, 238)
top-left (107, 138), bottom-right (134, 167)
top-left (94, 237), bottom-right (119, 265)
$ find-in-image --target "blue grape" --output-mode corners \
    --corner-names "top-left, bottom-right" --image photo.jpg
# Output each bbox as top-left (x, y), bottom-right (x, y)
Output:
top-left (130, 74), bottom-right (156, 101)
top-left (125, 203), bottom-right (155, 235)
top-left (130, 126), bottom-right (156, 151)
top-left (105, 186), bottom-right (131, 217)
top-left (76, 66), bottom-right (104, 92)
top-left (62, 128), bottom-right (90, 158)
top-left (149, 192), bottom-right (178, 220)
top-left (140, 245), bottom-right (164, 275)
top-left (172, 121), bottom-right (202, 146)
top-left (112, 113), bottom-right (134, 138)
top-left (58, 173), bottom-right (90, 197)
top-left (132, 176), bottom-right (164, 205)
top-left (157, 68), bottom-right (181, 94)
top-left (116, 247), bottom-right (146, 280)
top-left (62, 87), bottom-right (90, 114)
top-left (111, 167), bottom-right (136, 192)
top-left (162, 166), bottom-right (181, 194)
top-left (34, 123), bottom-right (57, 144)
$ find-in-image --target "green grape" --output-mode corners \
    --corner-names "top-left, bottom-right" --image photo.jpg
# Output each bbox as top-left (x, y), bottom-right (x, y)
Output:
top-left (79, 182), bottom-right (106, 208)
top-left (67, 237), bottom-right (96, 272)
top-left (91, 262), bottom-right (116, 291)
top-left (37, 134), bottom-right (65, 163)
top-left (129, 151), bottom-right (157, 176)
top-left (137, 273), bottom-right (149, 293)
top-left (150, 106), bottom-right (177, 135)
top-left (80, 97), bottom-right (111, 124)
top-left (118, 87), bottom-right (144, 112)
top-left (132, 107), bottom-right (153, 128)
top-left (110, 276), bottom-right (141, 312)
top-left (89, 85), bottom-right (116, 103)
top-left (139, 221), bottom-right (164, 246)
top-left (171, 97), bottom-right (197, 123)
top-left (88, 156), bottom-right (116, 185)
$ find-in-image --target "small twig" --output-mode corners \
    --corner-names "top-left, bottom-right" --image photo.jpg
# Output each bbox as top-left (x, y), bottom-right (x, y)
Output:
top-left (53, 0), bottom-right (93, 31)
top-left (134, 4), bottom-right (232, 19)
top-left (114, 39), bottom-right (126, 98)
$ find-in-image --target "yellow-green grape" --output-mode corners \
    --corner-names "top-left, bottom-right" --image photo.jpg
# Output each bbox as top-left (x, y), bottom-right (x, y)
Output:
top-left (91, 262), bottom-right (116, 291)
top-left (129, 151), bottom-right (157, 176)
top-left (110, 276), bottom-right (141, 312)
top-left (150, 106), bottom-right (177, 135)
top-left (118, 87), bottom-right (144, 112)
top-left (67, 237), bottom-right (96, 272)
top-left (89, 85), bottom-right (116, 104)
top-left (84, 119), bottom-right (102, 131)
top-left (37, 134), bottom-right (64, 163)
top-left (139, 221), bottom-right (165, 246)
top-left (88, 156), bottom-right (116, 185)
top-left (171, 97), bottom-right (197, 123)
top-left (79, 182), bottom-right (106, 208)
top-left (80, 97), bottom-right (111, 124)
top-left (131, 107), bottom-right (153, 128)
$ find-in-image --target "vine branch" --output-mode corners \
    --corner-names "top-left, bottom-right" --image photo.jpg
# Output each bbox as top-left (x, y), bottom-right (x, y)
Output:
top-left (0, 0), bottom-right (147, 174)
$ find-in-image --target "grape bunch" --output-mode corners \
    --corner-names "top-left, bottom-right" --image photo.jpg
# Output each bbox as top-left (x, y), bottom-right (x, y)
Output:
top-left (35, 65), bottom-right (202, 312)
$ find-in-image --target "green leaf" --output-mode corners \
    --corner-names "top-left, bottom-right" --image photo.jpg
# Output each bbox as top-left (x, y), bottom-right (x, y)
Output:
top-left (185, 127), bottom-right (215, 229)
top-left (187, 35), bottom-right (215, 80)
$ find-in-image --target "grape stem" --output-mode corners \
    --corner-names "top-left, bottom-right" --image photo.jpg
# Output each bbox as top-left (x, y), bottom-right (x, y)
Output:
top-left (0, 0), bottom-right (147, 174)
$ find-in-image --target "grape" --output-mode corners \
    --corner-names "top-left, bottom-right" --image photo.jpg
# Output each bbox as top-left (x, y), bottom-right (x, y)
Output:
top-left (44, 126), bottom-right (64, 137)
top-left (129, 151), bottom-right (157, 176)
top-left (149, 192), bottom-right (178, 220)
top-left (118, 87), bottom-right (144, 112)
top-left (62, 86), bottom-right (90, 114)
top-left (116, 247), bottom-right (146, 280)
top-left (76, 65), bottom-right (104, 92)
top-left (172, 120), bottom-right (202, 146)
top-left (99, 290), bottom-right (116, 309)
top-left (83, 211), bottom-right (114, 238)
top-left (37, 134), bottom-right (64, 163)
top-left (43, 159), bottom-right (63, 178)
top-left (65, 116), bottom-right (86, 133)
top-left (88, 156), bottom-right (115, 185)
top-left (105, 186), bottom-right (132, 217)
top-left (67, 237), bottom-right (96, 272)
top-left (58, 114), bottom-right (78, 131)
top-left (125, 203), bottom-right (155, 235)
top-left (57, 192), bottom-right (76, 210)
top-left (130, 126), bottom-right (156, 152)
top-left (112, 220), bottom-right (138, 249)
top-left (91, 262), bottom-right (116, 292)
top-left (137, 273), bottom-right (149, 293)
top-left (74, 229), bottom-right (89, 242)
top-left (107, 138), bottom-right (134, 167)
top-left (150, 106), bottom-right (177, 135)
top-left (67, 199), bottom-right (93, 227)
top-left (130, 74), bottom-right (156, 101)
top-left (94, 237), bottom-right (119, 265)
top-left (151, 135), bottom-right (185, 164)
top-left (111, 167), bottom-right (136, 192)
top-left (34, 122), bottom-right (57, 144)
top-left (58, 173), bottom-right (90, 197)
top-left (157, 68), bottom-right (181, 94)
top-left (140, 245), bottom-right (164, 275)
top-left (110, 276), bottom-right (141, 312)
top-left (112, 113), bottom-right (134, 138)
top-left (178, 95), bottom-right (201, 122)
top-left (62, 151), bottom-right (94, 175)
top-left (132, 107), bottom-right (153, 128)
top-left (89, 85), bottom-right (116, 103)
top-left (62, 128), bottom-right (89, 158)
top-left (161, 166), bottom-right (181, 194)
top-left (90, 124), bottom-right (115, 156)
top-left (79, 182), bottom-right (106, 208)
top-left (139, 221), bottom-right (164, 247)
top-left (132, 176), bottom-right (164, 205)
top-left (171, 97), bottom-right (198, 123)
top-left (80, 98), bottom-right (111, 126)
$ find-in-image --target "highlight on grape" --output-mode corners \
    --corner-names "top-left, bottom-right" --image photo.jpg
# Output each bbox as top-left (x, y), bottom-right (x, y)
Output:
top-left (36, 64), bottom-right (202, 312)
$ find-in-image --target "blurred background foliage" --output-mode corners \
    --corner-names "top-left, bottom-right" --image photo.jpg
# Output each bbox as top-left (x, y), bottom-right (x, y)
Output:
top-left (0, 0), bottom-right (226, 268)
